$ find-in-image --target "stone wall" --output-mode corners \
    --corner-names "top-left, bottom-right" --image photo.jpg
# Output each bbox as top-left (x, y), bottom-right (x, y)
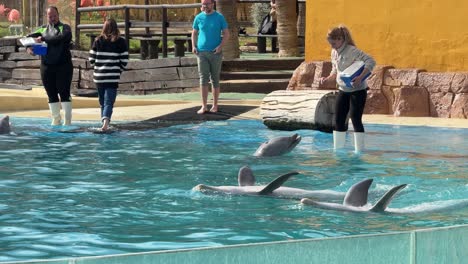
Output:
top-left (0, 38), bottom-right (199, 95)
top-left (287, 61), bottom-right (468, 119)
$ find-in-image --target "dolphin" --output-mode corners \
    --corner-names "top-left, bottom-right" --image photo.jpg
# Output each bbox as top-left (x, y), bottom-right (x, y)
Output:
top-left (0, 115), bottom-right (11, 134)
top-left (301, 179), bottom-right (408, 213)
top-left (254, 133), bottom-right (301, 157)
top-left (193, 166), bottom-right (346, 200)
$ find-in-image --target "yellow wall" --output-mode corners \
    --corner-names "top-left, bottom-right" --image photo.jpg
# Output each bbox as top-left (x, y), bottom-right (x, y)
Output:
top-left (305, 0), bottom-right (468, 72)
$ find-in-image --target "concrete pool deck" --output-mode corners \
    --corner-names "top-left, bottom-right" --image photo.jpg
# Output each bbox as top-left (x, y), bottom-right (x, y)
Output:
top-left (1, 86), bottom-right (467, 128)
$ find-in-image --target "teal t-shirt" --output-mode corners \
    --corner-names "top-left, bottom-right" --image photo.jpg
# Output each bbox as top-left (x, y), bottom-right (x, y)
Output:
top-left (193, 11), bottom-right (228, 52)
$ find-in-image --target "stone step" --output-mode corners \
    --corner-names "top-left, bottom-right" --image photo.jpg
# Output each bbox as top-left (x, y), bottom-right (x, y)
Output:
top-left (0, 83), bottom-right (32, 90)
top-left (222, 58), bottom-right (303, 72)
top-left (219, 79), bottom-right (290, 93)
top-left (221, 70), bottom-right (294, 80)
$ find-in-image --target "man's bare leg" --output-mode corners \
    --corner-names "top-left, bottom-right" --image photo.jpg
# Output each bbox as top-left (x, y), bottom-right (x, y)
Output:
top-left (210, 87), bottom-right (220, 113)
top-left (197, 85), bottom-right (209, 114)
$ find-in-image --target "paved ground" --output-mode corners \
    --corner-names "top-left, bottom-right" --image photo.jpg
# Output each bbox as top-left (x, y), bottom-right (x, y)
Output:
top-left (1, 86), bottom-right (467, 128)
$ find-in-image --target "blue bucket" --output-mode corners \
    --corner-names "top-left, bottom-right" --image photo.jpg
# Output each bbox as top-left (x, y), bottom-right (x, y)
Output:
top-left (32, 44), bottom-right (47, 55)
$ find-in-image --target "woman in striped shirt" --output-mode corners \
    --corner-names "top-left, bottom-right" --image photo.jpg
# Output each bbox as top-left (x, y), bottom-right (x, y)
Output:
top-left (89, 18), bottom-right (128, 132)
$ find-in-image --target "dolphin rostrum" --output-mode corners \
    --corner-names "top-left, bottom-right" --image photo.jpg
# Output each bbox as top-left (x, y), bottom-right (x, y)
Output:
top-left (193, 166), bottom-right (346, 200)
top-left (254, 133), bottom-right (301, 157)
top-left (0, 115), bottom-right (11, 134)
top-left (301, 179), bottom-right (407, 213)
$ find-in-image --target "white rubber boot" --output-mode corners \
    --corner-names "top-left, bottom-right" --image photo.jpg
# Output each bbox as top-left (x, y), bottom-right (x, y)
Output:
top-left (333, 131), bottom-right (346, 150)
top-left (354, 132), bottom-right (365, 153)
top-left (61, 102), bottom-right (72, 126)
top-left (48, 103), bottom-right (62, 126)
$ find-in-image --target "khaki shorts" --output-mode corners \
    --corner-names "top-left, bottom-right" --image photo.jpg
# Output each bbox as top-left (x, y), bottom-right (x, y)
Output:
top-left (197, 51), bottom-right (223, 88)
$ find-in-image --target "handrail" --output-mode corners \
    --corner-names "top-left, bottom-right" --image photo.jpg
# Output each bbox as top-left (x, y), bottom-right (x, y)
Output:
top-left (77, 21), bottom-right (192, 30)
top-left (77, 3), bottom-right (201, 12)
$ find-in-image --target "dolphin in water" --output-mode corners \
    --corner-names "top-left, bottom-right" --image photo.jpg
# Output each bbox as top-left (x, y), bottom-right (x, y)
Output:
top-left (193, 166), bottom-right (346, 200)
top-left (0, 115), bottom-right (11, 134)
top-left (254, 133), bottom-right (301, 157)
top-left (301, 179), bottom-right (408, 213)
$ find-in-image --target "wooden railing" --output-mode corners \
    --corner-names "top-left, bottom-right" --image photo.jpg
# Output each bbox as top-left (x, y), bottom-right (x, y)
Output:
top-left (75, 0), bottom-right (306, 57)
top-left (75, 3), bottom-right (200, 57)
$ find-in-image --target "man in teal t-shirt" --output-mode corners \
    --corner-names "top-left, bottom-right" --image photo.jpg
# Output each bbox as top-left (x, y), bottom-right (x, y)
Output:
top-left (192, 0), bottom-right (230, 114)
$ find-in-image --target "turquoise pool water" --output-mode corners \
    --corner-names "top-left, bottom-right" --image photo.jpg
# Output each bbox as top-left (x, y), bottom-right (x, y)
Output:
top-left (0, 118), bottom-right (467, 262)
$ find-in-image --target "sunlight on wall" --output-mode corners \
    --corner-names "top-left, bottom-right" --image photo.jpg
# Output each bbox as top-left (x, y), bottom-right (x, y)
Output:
top-left (305, 0), bottom-right (468, 71)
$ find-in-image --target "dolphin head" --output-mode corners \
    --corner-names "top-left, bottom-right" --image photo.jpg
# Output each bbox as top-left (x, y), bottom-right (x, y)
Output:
top-left (254, 133), bottom-right (302, 157)
top-left (0, 115), bottom-right (11, 134)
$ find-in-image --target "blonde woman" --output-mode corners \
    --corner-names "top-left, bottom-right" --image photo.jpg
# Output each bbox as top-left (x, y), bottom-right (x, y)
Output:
top-left (89, 18), bottom-right (128, 132)
top-left (320, 25), bottom-right (376, 153)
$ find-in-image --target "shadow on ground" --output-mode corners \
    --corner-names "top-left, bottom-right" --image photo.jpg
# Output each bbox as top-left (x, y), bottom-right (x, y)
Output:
top-left (114, 105), bottom-right (258, 130)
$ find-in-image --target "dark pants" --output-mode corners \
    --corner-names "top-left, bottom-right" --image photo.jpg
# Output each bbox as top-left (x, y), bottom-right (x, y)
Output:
top-left (334, 89), bottom-right (367, 132)
top-left (98, 87), bottom-right (117, 121)
top-left (40, 61), bottom-right (73, 103)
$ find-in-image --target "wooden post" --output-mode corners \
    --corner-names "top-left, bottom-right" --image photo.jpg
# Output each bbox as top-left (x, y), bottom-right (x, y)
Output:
top-left (22, 0), bottom-right (30, 29)
top-left (144, 0), bottom-right (150, 36)
top-left (296, 0), bottom-right (306, 48)
top-left (174, 39), bottom-right (185, 57)
top-left (148, 40), bottom-right (160, 59)
top-left (124, 7), bottom-right (130, 50)
top-left (162, 7), bottom-right (168, 58)
top-left (39, 0), bottom-right (45, 25)
top-left (257, 36), bottom-right (266, 53)
top-left (75, 0), bottom-right (81, 49)
top-left (30, 0), bottom-right (34, 29)
top-left (140, 40), bottom-right (149, 59)
top-left (35, 0), bottom-right (40, 27)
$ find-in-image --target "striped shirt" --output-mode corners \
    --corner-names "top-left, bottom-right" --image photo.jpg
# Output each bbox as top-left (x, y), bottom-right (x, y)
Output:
top-left (89, 36), bottom-right (129, 89)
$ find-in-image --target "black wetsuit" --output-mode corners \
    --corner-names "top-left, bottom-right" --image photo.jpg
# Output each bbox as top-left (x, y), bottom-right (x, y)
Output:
top-left (28, 22), bottom-right (73, 103)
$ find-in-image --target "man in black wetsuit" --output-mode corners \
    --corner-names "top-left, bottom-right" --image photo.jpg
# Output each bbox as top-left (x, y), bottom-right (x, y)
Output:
top-left (27, 6), bottom-right (73, 126)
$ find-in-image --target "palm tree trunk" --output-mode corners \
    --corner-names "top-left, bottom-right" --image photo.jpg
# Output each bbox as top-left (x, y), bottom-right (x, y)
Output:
top-left (216, 0), bottom-right (240, 59)
top-left (276, 0), bottom-right (299, 57)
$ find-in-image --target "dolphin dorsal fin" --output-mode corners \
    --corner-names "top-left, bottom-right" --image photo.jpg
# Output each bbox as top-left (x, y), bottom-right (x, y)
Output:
top-left (343, 179), bottom-right (373, 207)
top-left (370, 184), bottom-right (407, 212)
top-left (258, 172), bottom-right (299, 195)
top-left (238, 166), bottom-right (255, 186)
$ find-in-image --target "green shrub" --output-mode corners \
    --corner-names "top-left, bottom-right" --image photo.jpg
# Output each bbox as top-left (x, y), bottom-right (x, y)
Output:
top-left (250, 3), bottom-right (270, 33)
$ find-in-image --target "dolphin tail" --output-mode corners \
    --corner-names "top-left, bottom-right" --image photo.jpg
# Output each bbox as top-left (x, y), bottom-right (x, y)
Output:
top-left (257, 171), bottom-right (299, 195)
top-left (370, 184), bottom-right (407, 212)
top-left (343, 179), bottom-right (373, 207)
top-left (238, 166), bottom-right (256, 186)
